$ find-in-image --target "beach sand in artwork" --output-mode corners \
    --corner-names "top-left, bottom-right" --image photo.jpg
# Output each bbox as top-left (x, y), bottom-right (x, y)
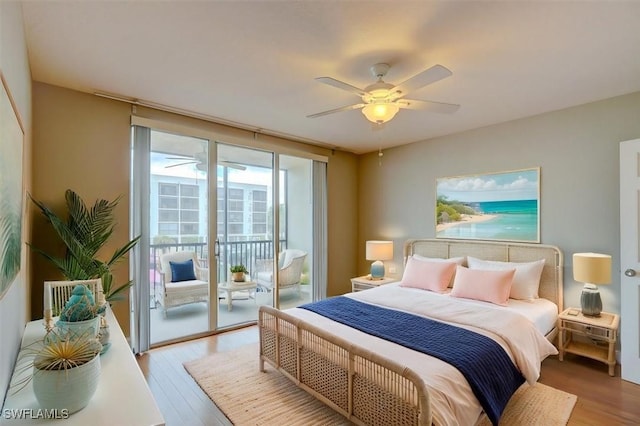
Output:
top-left (436, 214), bottom-right (498, 232)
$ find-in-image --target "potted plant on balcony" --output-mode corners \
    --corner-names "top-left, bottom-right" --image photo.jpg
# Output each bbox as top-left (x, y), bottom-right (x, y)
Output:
top-left (230, 264), bottom-right (248, 282)
top-left (28, 189), bottom-right (141, 302)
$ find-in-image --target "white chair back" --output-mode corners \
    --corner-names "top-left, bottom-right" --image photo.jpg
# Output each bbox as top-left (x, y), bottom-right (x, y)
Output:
top-left (279, 249), bottom-right (306, 270)
top-left (159, 251), bottom-right (201, 283)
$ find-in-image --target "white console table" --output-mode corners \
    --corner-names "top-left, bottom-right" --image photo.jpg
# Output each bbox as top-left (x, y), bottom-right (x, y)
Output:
top-left (2, 308), bottom-right (164, 425)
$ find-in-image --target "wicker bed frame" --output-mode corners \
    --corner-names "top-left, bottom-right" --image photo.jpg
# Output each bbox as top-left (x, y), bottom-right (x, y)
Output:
top-left (258, 238), bottom-right (564, 426)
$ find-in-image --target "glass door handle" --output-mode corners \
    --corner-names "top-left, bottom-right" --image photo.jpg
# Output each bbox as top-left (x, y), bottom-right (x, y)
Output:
top-left (215, 239), bottom-right (220, 257)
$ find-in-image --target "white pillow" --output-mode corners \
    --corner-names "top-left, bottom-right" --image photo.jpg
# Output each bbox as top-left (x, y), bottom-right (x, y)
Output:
top-left (466, 256), bottom-right (545, 301)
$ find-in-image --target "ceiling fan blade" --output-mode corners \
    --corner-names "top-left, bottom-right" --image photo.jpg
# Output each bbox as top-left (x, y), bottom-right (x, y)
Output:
top-left (315, 77), bottom-right (367, 97)
top-left (391, 65), bottom-right (453, 98)
top-left (397, 99), bottom-right (460, 114)
top-left (219, 161), bottom-right (246, 171)
top-left (307, 103), bottom-right (366, 119)
top-left (165, 161), bottom-right (197, 168)
top-left (166, 156), bottom-right (192, 160)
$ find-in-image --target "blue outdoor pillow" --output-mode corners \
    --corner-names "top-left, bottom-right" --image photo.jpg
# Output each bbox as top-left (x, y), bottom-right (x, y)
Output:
top-left (169, 259), bottom-right (196, 282)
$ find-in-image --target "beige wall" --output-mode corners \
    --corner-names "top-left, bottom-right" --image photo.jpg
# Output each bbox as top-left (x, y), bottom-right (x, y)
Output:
top-left (0, 1), bottom-right (32, 404)
top-left (358, 91), bottom-right (640, 315)
top-left (31, 82), bottom-right (360, 335)
top-left (31, 83), bottom-right (133, 333)
top-left (327, 150), bottom-right (359, 295)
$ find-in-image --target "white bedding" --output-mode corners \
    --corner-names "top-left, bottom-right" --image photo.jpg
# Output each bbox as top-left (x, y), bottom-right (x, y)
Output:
top-left (393, 283), bottom-right (558, 336)
top-left (286, 283), bottom-right (558, 426)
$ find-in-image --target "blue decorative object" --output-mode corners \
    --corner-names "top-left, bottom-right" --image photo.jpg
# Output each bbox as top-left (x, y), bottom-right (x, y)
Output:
top-left (370, 260), bottom-right (385, 279)
top-left (365, 240), bottom-right (393, 280)
top-left (170, 259), bottom-right (196, 282)
top-left (59, 285), bottom-right (102, 322)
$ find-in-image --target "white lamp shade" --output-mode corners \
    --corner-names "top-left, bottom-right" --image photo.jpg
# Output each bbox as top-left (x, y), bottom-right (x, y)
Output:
top-left (573, 253), bottom-right (611, 285)
top-left (366, 241), bottom-right (394, 261)
top-left (362, 102), bottom-right (399, 124)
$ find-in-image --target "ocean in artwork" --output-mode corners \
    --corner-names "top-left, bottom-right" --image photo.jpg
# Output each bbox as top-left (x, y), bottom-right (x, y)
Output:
top-left (437, 199), bottom-right (538, 241)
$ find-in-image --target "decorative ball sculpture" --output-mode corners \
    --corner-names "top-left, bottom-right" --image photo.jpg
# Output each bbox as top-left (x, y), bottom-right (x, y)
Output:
top-left (59, 285), bottom-right (105, 322)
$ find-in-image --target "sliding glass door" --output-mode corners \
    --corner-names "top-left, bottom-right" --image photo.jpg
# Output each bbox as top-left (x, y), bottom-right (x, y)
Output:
top-left (215, 144), bottom-right (275, 328)
top-left (276, 155), bottom-right (313, 309)
top-left (131, 120), bottom-right (326, 351)
top-left (213, 145), bottom-right (316, 327)
top-left (149, 130), bottom-right (210, 345)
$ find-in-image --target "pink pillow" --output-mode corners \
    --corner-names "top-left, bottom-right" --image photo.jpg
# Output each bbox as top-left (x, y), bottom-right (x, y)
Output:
top-left (450, 266), bottom-right (515, 306)
top-left (400, 257), bottom-right (457, 293)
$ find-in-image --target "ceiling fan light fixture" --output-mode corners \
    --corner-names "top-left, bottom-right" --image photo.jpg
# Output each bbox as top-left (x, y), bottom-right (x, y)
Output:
top-left (362, 102), bottom-right (399, 124)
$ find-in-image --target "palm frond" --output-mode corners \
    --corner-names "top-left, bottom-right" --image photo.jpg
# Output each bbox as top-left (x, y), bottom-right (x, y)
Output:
top-left (66, 190), bottom-right (117, 256)
top-left (0, 207), bottom-right (21, 287)
top-left (105, 235), bottom-right (141, 267)
top-left (104, 277), bottom-right (134, 301)
top-left (28, 190), bottom-right (140, 302)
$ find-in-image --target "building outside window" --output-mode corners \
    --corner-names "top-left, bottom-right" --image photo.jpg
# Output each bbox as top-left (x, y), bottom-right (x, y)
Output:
top-left (158, 182), bottom-right (200, 243)
top-left (252, 189), bottom-right (267, 235)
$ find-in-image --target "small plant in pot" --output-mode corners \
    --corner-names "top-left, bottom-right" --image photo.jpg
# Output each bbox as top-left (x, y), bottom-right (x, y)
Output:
top-left (230, 264), bottom-right (248, 282)
top-left (32, 330), bottom-right (102, 415)
top-left (11, 327), bottom-right (103, 415)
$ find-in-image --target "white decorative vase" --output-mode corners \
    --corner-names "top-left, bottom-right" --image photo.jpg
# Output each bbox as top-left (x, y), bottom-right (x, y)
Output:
top-left (56, 317), bottom-right (100, 339)
top-left (33, 354), bottom-right (101, 414)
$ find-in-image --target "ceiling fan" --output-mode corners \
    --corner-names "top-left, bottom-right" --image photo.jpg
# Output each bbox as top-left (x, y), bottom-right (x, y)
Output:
top-left (165, 151), bottom-right (246, 171)
top-left (307, 63), bottom-right (460, 124)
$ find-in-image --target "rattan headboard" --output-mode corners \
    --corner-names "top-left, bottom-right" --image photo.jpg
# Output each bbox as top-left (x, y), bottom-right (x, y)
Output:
top-left (403, 238), bottom-right (564, 312)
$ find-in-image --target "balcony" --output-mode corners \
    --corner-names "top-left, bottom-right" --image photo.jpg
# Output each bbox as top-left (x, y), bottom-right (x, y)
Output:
top-left (148, 239), bottom-right (310, 345)
top-left (149, 239), bottom-right (287, 301)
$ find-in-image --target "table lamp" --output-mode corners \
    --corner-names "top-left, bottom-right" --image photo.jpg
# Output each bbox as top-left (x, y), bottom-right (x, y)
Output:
top-left (366, 240), bottom-right (394, 280)
top-left (573, 252), bottom-right (611, 317)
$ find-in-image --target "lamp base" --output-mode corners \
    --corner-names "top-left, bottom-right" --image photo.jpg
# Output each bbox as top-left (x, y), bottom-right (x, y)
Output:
top-left (580, 283), bottom-right (602, 317)
top-left (370, 260), bottom-right (385, 280)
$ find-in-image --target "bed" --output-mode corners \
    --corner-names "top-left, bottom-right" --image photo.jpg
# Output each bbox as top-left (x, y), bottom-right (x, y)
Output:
top-left (258, 238), bottom-right (563, 425)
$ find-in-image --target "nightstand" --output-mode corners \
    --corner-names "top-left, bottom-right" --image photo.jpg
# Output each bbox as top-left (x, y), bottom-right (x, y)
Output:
top-left (558, 308), bottom-right (620, 376)
top-left (350, 275), bottom-right (397, 292)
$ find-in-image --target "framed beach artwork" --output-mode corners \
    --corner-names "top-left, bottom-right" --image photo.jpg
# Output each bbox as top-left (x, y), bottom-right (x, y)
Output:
top-left (0, 72), bottom-right (25, 300)
top-left (436, 168), bottom-right (540, 243)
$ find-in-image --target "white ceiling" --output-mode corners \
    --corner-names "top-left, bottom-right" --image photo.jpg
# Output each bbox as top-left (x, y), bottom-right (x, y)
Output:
top-left (21, 1), bottom-right (640, 154)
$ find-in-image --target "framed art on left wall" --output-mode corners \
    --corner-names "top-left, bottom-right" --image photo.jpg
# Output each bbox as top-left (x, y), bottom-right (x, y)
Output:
top-left (0, 72), bottom-right (25, 300)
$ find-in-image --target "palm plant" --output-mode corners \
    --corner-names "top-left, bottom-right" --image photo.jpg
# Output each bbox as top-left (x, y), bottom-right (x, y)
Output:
top-left (29, 189), bottom-right (140, 301)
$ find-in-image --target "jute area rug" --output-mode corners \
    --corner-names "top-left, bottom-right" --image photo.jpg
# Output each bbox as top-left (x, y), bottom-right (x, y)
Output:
top-left (184, 344), bottom-right (577, 426)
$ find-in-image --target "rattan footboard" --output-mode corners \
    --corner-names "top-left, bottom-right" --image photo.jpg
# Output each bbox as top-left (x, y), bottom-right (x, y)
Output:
top-left (258, 239), bottom-right (563, 425)
top-left (259, 305), bottom-right (431, 426)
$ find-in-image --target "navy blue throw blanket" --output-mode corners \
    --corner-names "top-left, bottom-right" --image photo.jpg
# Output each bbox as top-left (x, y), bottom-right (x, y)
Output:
top-left (300, 297), bottom-right (524, 425)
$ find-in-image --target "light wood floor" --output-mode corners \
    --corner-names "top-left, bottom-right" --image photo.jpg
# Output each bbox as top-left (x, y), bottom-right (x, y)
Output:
top-left (137, 326), bottom-right (640, 426)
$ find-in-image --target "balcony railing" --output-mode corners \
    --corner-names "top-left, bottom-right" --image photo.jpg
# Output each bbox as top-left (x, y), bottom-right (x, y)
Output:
top-left (149, 239), bottom-right (287, 306)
